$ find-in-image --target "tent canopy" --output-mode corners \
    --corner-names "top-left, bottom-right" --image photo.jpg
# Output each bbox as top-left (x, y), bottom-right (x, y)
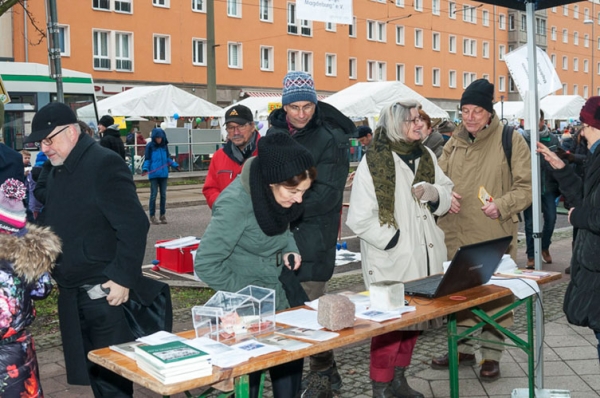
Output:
top-left (223, 96), bottom-right (282, 121)
top-left (493, 95), bottom-right (585, 121)
top-left (77, 85), bottom-right (223, 119)
top-left (322, 81), bottom-right (449, 120)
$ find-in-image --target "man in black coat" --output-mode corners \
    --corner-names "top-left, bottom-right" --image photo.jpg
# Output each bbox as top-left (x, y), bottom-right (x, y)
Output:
top-left (267, 71), bottom-right (353, 396)
top-left (98, 114), bottom-right (126, 159)
top-left (27, 102), bottom-right (150, 397)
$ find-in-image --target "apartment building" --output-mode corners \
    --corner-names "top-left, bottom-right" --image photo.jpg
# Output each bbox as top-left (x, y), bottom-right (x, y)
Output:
top-left (3, 0), bottom-right (598, 116)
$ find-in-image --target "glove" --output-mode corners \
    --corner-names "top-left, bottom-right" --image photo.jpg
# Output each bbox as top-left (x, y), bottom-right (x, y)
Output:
top-left (555, 147), bottom-right (568, 160)
top-left (141, 171), bottom-right (148, 177)
top-left (412, 182), bottom-right (439, 203)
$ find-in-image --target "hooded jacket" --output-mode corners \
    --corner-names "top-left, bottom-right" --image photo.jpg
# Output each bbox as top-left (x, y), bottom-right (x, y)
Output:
top-left (100, 124), bottom-right (126, 159)
top-left (142, 128), bottom-right (179, 179)
top-left (267, 102), bottom-right (352, 282)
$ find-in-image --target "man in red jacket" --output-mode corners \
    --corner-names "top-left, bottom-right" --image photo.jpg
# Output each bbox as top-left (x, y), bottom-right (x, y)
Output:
top-left (203, 105), bottom-right (260, 208)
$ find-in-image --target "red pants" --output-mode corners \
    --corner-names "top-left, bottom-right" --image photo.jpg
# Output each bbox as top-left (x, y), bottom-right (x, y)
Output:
top-left (370, 330), bottom-right (420, 382)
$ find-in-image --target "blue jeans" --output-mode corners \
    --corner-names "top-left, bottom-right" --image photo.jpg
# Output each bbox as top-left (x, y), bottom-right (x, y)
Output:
top-left (149, 178), bottom-right (167, 217)
top-left (524, 191), bottom-right (559, 259)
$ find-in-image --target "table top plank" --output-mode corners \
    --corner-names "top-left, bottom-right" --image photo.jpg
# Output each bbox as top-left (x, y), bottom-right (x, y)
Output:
top-left (88, 272), bottom-right (561, 396)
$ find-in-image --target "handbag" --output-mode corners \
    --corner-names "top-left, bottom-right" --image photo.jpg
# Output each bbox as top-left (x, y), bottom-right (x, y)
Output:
top-left (122, 276), bottom-right (173, 338)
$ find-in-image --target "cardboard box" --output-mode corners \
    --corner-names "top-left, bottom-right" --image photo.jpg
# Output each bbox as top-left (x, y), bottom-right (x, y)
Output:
top-left (156, 239), bottom-right (200, 274)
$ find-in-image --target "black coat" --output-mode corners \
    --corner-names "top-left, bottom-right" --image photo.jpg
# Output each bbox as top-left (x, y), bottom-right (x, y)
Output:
top-left (0, 143), bottom-right (24, 184)
top-left (267, 102), bottom-right (352, 282)
top-left (100, 126), bottom-right (126, 159)
top-left (553, 148), bottom-right (600, 331)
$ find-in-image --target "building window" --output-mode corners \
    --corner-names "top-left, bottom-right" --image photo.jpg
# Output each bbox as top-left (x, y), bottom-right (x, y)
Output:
top-left (93, 30), bottom-right (110, 70)
top-left (367, 21), bottom-right (386, 42)
top-left (153, 34), bottom-right (170, 63)
top-left (325, 54), bottom-right (337, 76)
top-left (574, 32), bottom-right (579, 46)
top-left (259, 0), bottom-right (272, 22)
top-left (349, 58), bottom-right (357, 79)
top-left (301, 19), bottom-right (312, 36)
top-left (432, 32), bottom-right (440, 51)
top-left (499, 75), bottom-right (506, 92)
top-left (563, 28), bottom-right (568, 43)
top-left (462, 5), bottom-right (476, 23)
top-left (482, 41), bottom-right (489, 58)
top-left (584, 85), bottom-right (589, 98)
top-left (463, 38), bottom-right (476, 56)
top-left (93, 0), bottom-right (110, 10)
top-left (449, 35), bottom-right (456, 53)
top-left (584, 7), bottom-right (590, 20)
top-left (287, 3), bottom-right (298, 34)
top-left (432, 68), bottom-right (440, 86)
top-left (562, 56), bottom-right (568, 70)
top-left (228, 42), bottom-right (242, 68)
top-left (367, 61), bottom-right (386, 81)
top-left (432, 0), bottom-right (440, 15)
top-left (396, 64), bottom-right (405, 82)
top-left (153, 0), bottom-right (169, 7)
top-left (227, 0), bottom-right (241, 17)
top-left (415, 29), bottom-right (423, 48)
top-left (449, 70), bottom-right (456, 88)
top-left (287, 50), bottom-right (312, 73)
top-left (415, 66), bottom-right (423, 85)
top-left (115, 0), bottom-right (131, 13)
top-left (551, 54), bottom-right (556, 67)
top-left (449, 1), bottom-right (456, 19)
top-left (521, 14), bottom-right (526, 31)
top-left (325, 22), bottom-right (336, 32)
top-left (499, 44), bottom-right (505, 60)
top-left (192, 38), bottom-right (206, 65)
top-left (192, 0), bottom-right (205, 12)
top-left (377, 62), bottom-right (386, 81)
top-left (574, 5), bottom-right (579, 19)
top-left (115, 32), bottom-right (132, 71)
top-left (551, 26), bottom-right (557, 41)
top-left (260, 46), bottom-right (273, 71)
top-left (414, 0), bottom-right (422, 11)
top-left (396, 0), bottom-right (404, 7)
top-left (57, 25), bottom-right (70, 56)
top-left (536, 18), bottom-right (546, 35)
top-left (349, 16), bottom-right (356, 37)
top-left (463, 72), bottom-right (472, 88)
top-left (509, 14), bottom-right (515, 31)
top-left (562, 83), bottom-right (567, 95)
top-left (585, 34), bottom-right (590, 48)
top-left (584, 59), bottom-right (589, 73)
top-left (499, 14), bottom-right (506, 30)
top-left (574, 57), bottom-right (579, 71)
top-left (482, 10), bottom-right (489, 26)
top-left (396, 25), bottom-right (405, 45)
top-left (573, 84), bottom-right (578, 95)
top-left (563, 5), bottom-right (568, 16)
top-left (93, 0), bottom-right (131, 12)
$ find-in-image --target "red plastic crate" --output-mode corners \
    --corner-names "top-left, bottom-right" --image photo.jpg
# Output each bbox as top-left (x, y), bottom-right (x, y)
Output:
top-left (155, 239), bottom-right (200, 274)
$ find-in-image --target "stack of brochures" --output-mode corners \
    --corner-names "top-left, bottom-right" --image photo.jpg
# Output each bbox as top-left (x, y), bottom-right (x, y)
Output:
top-left (133, 341), bottom-right (212, 384)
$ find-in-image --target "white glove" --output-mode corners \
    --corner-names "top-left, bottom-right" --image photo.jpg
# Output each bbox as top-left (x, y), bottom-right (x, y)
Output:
top-left (412, 182), bottom-right (439, 203)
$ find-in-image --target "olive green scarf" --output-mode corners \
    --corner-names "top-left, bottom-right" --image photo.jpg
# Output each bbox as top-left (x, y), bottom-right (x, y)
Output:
top-left (366, 126), bottom-right (435, 228)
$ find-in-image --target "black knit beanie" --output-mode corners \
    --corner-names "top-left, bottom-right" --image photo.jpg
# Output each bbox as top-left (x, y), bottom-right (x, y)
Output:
top-left (460, 79), bottom-right (494, 113)
top-left (98, 115), bottom-right (114, 128)
top-left (258, 133), bottom-right (314, 184)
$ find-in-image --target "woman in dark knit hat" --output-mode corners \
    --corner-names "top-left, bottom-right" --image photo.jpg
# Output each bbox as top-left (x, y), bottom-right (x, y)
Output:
top-left (195, 132), bottom-right (316, 397)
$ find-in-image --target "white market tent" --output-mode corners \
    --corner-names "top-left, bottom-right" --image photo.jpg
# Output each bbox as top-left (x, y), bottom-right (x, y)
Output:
top-left (323, 81), bottom-right (449, 123)
top-left (77, 85), bottom-right (223, 119)
top-left (494, 95), bottom-right (585, 122)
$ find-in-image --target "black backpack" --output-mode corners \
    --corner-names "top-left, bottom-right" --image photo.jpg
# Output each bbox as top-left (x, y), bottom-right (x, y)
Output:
top-left (501, 123), bottom-right (513, 174)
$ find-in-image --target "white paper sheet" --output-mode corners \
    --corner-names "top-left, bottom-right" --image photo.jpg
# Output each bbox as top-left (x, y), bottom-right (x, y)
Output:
top-left (276, 308), bottom-right (322, 330)
top-left (488, 277), bottom-right (540, 299)
top-left (136, 331), bottom-right (186, 345)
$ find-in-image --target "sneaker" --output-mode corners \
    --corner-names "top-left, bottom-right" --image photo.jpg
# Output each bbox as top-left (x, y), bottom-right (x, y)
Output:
top-left (150, 216), bottom-right (159, 225)
top-left (160, 215), bottom-right (167, 224)
top-left (297, 372), bottom-right (333, 398)
top-left (300, 362), bottom-right (342, 392)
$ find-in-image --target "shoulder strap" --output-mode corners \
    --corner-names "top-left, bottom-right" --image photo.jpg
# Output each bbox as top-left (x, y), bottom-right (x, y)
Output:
top-left (501, 124), bottom-right (513, 174)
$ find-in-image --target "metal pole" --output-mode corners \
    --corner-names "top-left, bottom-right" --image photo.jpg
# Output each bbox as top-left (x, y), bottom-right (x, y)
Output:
top-left (46, 0), bottom-right (64, 103)
top-left (206, 0), bottom-right (217, 104)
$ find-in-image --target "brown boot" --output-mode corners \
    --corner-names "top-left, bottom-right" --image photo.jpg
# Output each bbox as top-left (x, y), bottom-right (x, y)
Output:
top-left (480, 360), bottom-right (500, 382)
top-left (526, 258), bottom-right (534, 269)
top-left (542, 250), bottom-right (552, 264)
top-left (431, 352), bottom-right (476, 369)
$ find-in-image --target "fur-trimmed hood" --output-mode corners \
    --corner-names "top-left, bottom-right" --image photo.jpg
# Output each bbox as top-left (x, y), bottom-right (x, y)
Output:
top-left (0, 224), bottom-right (62, 284)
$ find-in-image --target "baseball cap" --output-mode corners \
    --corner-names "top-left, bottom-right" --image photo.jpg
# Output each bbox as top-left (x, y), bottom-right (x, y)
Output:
top-left (224, 105), bottom-right (254, 125)
top-left (26, 102), bottom-right (78, 143)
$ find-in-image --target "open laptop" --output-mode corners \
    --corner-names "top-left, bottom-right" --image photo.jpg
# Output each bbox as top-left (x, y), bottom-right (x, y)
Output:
top-left (404, 236), bottom-right (512, 298)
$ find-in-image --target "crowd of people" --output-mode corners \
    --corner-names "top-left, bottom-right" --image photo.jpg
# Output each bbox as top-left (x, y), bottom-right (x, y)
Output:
top-left (0, 73), bottom-right (598, 398)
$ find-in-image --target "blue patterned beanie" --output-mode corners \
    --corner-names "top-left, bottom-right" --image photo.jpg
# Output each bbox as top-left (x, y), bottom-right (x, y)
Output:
top-left (282, 72), bottom-right (318, 105)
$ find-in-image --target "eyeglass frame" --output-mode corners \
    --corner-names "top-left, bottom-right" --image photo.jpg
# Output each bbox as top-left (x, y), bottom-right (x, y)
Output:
top-left (40, 125), bottom-right (71, 146)
top-left (404, 116), bottom-right (424, 124)
top-left (286, 103), bottom-right (316, 113)
top-left (225, 123), bottom-right (252, 133)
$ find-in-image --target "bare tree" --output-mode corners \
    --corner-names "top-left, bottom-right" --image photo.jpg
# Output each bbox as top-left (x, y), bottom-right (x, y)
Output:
top-left (1, 0), bottom-right (46, 45)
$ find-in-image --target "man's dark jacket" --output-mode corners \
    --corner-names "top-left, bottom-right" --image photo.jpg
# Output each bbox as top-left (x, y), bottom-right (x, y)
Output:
top-left (34, 133), bottom-right (151, 384)
top-left (0, 143), bottom-right (24, 183)
top-left (553, 148), bottom-right (600, 331)
top-left (100, 125), bottom-right (126, 159)
top-left (267, 102), bottom-right (353, 282)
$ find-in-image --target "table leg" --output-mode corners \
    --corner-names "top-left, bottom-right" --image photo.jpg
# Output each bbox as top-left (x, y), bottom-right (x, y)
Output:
top-left (527, 297), bottom-right (535, 398)
top-left (447, 313), bottom-right (460, 398)
top-left (234, 374), bottom-right (250, 398)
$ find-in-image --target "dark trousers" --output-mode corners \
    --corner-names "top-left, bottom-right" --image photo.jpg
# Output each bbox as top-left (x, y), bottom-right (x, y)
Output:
top-left (249, 358), bottom-right (304, 398)
top-left (78, 290), bottom-right (135, 397)
top-left (149, 177), bottom-right (168, 217)
top-left (524, 191), bottom-right (559, 258)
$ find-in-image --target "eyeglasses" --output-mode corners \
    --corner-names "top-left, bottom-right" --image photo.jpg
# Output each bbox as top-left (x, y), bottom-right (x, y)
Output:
top-left (41, 125), bottom-right (70, 146)
top-left (404, 117), bottom-right (424, 124)
top-left (286, 104), bottom-right (316, 113)
top-left (225, 123), bottom-right (250, 133)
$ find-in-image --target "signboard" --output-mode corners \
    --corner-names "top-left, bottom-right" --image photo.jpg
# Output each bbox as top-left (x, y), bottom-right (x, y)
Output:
top-left (296, 0), bottom-right (353, 24)
top-left (267, 102), bottom-right (282, 113)
top-left (504, 45), bottom-right (562, 99)
top-left (0, 76), bottom-right (10, 105)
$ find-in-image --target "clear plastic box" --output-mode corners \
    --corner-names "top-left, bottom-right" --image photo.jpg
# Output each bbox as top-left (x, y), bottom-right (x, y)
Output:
top-left (192, 286), bottom-right (276, 342)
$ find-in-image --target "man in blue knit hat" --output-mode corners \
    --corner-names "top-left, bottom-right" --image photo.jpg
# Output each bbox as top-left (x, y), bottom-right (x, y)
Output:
top-left (268, 72), bottom-right (355, 396)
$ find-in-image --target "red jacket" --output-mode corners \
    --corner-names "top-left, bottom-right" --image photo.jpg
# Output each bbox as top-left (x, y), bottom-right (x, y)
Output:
top-left (203, 133), bottom-right (260, 208)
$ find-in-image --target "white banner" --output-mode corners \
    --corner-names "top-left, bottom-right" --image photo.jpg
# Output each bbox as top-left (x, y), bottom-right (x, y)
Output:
top-left (503, 45), bottom-right (562, 99)
top-left (296, 0), bottom-right (353, 24)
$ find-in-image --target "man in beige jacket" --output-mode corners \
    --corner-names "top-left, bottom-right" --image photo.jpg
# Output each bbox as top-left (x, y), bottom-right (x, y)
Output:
top-left (433, 79), bottom-right (532, 381)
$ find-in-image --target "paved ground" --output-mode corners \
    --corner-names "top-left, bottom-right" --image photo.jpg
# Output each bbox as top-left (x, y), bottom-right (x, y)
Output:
top-left (35, 172), bottom-right (597, 397)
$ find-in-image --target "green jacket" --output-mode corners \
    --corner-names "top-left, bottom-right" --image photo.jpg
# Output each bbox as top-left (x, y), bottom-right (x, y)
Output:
top-left (194, 158), bottom-right (298, 311)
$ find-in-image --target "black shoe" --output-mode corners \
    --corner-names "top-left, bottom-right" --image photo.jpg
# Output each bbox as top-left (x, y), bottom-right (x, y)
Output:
top-left (301, 361), bottom-right (342, 391)
top-left (297, 372), bottom-right (333, 398)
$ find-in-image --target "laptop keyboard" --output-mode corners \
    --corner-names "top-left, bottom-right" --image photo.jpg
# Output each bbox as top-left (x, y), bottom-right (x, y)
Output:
top-left (404, 274), bottom-right (444, 295)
